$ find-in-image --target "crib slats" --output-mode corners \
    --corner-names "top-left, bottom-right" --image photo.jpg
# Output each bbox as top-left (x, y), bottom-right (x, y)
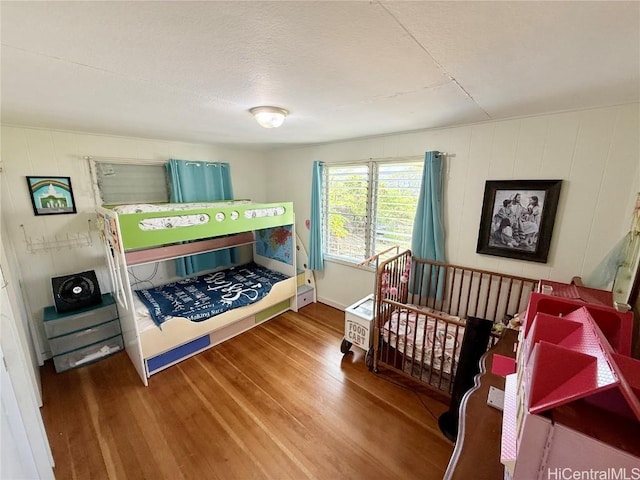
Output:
top-left (482, 275), bottom-right (492, 319)
top-left (446, 268), bottom-right (455, 313)
top-left (492, 276), bottom-right (504, 320)
top-left (374, 250), bottom-right (537, 398)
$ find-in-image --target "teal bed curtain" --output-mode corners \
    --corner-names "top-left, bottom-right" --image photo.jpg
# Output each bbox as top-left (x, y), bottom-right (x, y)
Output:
top-left (309, 160), bottom-right (325, 271)
top-left (167, 159), bottom-right (235, 276)
top-left (411, 151), bottom-right (446, 297)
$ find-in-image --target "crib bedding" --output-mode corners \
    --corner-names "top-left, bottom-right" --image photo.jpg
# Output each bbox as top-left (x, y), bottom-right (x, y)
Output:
top-left (135, 262), bottom-right (289, 327)
top-left (382, 306), bottom-right (464, 375)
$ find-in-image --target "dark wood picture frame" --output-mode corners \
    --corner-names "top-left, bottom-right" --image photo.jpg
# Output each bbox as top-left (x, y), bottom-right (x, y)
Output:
top-left (476, 179), bottom-right (562, 263)
top-left (26, 176), bottom-right (77, 216)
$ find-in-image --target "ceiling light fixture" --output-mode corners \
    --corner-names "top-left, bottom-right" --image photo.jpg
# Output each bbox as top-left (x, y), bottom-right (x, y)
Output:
top-left (250, 106), bottom-right (288, 129)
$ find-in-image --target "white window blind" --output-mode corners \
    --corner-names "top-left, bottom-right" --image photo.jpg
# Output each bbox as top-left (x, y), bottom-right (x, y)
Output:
top-left (325, 164), bottom-right (370, 260)
top-left (323, 159), bottom-right (423, 263)
top-left (375, 162), bottom-right (423, 250)
top-left (96, 163), bottom-right (169, 205)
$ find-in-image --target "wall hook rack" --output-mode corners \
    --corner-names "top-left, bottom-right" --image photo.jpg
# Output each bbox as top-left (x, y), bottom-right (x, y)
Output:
top-left (21, 219), bottom-right (93, 253)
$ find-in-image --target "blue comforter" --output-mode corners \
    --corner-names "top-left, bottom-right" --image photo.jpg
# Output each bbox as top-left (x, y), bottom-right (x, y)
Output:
top-left (135, 263), bottom-right (289, 327)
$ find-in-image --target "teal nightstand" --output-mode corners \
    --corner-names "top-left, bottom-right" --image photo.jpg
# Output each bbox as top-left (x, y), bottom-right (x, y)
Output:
top-left (43, 293), bottom-right (123, 372)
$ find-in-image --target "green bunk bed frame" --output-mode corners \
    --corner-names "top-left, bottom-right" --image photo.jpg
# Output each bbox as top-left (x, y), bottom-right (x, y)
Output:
top-left (96, 201), bottom-right (299, 385)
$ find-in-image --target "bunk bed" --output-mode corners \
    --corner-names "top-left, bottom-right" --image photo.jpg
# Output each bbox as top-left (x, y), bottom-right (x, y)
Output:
top-left (97, 200), bottom-right (302, 385)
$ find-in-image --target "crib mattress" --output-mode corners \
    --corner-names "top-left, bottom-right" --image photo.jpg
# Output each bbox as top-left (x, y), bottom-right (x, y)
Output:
top-left (382, 306), bottom-right (464, 375)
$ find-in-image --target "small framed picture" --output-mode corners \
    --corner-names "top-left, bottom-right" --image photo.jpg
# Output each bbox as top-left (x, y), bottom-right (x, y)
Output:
top-left (26, 176), bottom-right (77, 216)
top-left (476, 179), bottom-right (562, 263)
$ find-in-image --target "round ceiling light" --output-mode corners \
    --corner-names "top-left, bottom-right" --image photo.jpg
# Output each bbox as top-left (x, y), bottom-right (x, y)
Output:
top-left (249, 106), bottom-right (289, 129)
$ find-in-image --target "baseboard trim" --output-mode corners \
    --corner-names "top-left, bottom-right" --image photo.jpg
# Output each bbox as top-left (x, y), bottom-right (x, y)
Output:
top-left (316, 296), bottom-right (346, 312)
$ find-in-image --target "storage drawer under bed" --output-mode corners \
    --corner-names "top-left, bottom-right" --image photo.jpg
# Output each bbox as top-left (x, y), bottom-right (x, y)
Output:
top-left (145, 315), bottom-right (261, 376)
top-left (143, 294), bottom-right (294, 378)
top-left (146, 335), bottom-right (212, 376)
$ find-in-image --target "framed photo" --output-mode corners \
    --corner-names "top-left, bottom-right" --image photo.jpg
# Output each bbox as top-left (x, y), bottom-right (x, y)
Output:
top-left (476, 179), bottom-right (562, 263)
top-left (26, 176), bottom-right (77, 216)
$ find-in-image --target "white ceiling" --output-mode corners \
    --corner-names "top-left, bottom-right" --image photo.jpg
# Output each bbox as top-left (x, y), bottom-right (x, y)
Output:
top-left (1, 1), bottom-right (639, 149)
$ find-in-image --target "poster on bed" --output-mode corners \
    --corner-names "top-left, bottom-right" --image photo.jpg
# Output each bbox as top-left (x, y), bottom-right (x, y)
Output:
top-left (135, 263), bottom-right (289, 327)
top-left (255, 225), bottom-right (293, 264)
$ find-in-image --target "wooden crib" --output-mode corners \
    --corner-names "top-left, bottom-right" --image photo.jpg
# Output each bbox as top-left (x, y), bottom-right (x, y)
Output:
top-left (373, 250), bottom-right (538, 397)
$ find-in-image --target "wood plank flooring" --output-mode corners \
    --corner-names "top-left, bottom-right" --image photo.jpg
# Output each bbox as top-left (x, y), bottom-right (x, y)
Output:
top-left (40, 302), bottom-right (454, 480)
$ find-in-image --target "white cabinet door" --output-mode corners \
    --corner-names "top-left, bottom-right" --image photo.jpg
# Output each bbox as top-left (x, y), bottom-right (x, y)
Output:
top-left (1, 345), bottom-right (40, 479)
top-left (1, 246), bottom-right (54, 479)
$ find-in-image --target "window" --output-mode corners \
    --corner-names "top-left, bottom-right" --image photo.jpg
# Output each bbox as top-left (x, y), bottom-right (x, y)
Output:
top-left (95, 162), bottom-right (169, 205)
top-left (323, 159), bottom-right (423, 263)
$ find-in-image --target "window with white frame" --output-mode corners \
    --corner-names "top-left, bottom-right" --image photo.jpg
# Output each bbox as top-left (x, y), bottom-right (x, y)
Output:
top-left (323, 158), bottom-right (423, 263)
top-left (94, 161), bottom-right (169, 205)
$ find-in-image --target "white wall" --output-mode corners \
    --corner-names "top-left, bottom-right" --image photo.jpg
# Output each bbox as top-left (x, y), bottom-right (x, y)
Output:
top-left (265, 104), bottom-right (640, 309)
top-left (2, 105), bottom-right (639, 357)
top-left (0, 126), bottom-right (267, 358)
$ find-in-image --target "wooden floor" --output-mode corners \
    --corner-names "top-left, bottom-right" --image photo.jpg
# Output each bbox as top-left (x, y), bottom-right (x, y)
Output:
top-left (40, 302), bottom-right (454, 480)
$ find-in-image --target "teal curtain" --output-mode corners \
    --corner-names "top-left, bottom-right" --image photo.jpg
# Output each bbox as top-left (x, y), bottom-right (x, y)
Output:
top-left (309, 161), bottom-right (324, 271)
top-left (411, 151), bottom-right (446, 297)
top-left (167, 159), bottom-right (235, 276)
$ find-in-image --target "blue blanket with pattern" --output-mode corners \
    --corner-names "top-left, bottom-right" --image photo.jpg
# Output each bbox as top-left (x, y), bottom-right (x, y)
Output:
top-left (135, 263), bottom-right (289, 327)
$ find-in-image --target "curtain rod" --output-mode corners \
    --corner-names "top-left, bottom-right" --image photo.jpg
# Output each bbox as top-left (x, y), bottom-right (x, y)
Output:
top-left (367, 152), bottom-right (452, 160)
top-left (83, 155), bottom-right (166, 165)
top-left (325, 152), bottom-right (452, 165)
top-left (184, 162), bottom-right (228, 167)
